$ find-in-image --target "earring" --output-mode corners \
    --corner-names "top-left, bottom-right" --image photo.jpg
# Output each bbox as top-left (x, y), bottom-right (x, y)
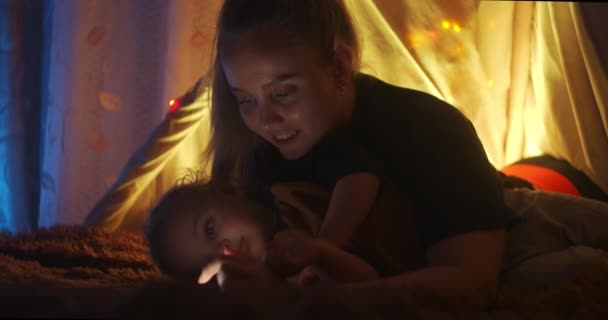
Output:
top-left (337, 83), bottom-right (345, 96)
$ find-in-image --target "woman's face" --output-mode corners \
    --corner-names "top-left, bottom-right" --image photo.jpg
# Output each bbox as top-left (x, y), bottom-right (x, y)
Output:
top-left (221, 30), bottom-right (347, 160)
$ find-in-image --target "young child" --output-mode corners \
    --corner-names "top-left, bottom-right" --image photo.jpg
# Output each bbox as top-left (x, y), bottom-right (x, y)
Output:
top-left (144, 177), bottom-right (379, 287)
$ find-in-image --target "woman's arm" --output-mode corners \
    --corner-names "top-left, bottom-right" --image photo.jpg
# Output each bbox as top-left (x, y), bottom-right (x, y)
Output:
top-left (319, 173), bottom-right (380, 247)
top-left (270, 231), bottom-right (379, 283)
top-left (313, 236), bottom-right (379, 283)
top-left (337, 229), bottom-right (507, 304)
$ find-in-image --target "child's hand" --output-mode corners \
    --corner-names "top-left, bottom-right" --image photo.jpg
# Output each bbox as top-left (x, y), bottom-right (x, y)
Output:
top-left (198, 254), bottom-right (281, 292)
top-left (267, 230), bottom-right (324, 277)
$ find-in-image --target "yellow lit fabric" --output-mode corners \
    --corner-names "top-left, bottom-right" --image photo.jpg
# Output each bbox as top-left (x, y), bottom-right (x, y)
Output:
top-left (84, 1), bottom-right (608, 231)
top-left (531, 2), bottom-right (608, 194)
top-left (84, 81), bottom-right (212, 231)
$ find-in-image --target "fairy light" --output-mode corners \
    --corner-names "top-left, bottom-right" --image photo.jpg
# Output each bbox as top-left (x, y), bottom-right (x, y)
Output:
top-left (441, 20), bottom-right (451, 29)
top-left (407, 31), bottom-right (427, 48)
top-left (453, 24), bottom-right (461, 33)
top-left (168, 98), bottom-right (181, 115)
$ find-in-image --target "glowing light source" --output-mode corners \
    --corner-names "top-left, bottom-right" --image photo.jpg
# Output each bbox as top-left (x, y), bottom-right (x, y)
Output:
top-left (487, 80), bottom-right (494, 88)
top-left (407, 31), bottom-right (428, 48)
top-left (441, 21), bottom-right (451, 29)
top-left (168, 98), bottom-right (181, 115)
top-left (453, 24), bottom-right (461, 33)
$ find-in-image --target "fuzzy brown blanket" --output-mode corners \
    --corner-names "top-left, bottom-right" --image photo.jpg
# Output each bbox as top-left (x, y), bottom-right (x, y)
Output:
top-left (0, 226), bottom-right (607, 319)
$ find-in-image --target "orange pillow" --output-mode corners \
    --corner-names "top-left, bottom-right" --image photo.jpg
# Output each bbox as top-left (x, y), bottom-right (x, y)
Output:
top-left (501, 163), bottom-right (580, 196)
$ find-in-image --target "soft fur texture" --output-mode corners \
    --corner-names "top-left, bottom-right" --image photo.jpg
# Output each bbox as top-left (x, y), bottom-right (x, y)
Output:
top-left (0, 226), bottom-right (607, 319)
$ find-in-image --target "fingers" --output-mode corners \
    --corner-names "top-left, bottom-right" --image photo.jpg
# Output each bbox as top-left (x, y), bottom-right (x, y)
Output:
top-left (198, 256), bottom-right (268, 289)
top-left (198, 257), bottom-right (246, 285)
top-left (198, 259), bottom-right (223, 285)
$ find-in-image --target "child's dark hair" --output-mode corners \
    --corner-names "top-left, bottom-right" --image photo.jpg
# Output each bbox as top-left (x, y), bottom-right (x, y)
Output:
top-left (203, 0), bottom-right (360, 183)
top-left (145, 171), bottom-right (276, 281)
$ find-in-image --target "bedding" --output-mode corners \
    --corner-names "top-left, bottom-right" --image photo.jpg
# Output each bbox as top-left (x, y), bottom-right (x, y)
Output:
top-left (0, 226), bottom-right (607, 318)
top-left (501, 155), bottom-right (608, 202)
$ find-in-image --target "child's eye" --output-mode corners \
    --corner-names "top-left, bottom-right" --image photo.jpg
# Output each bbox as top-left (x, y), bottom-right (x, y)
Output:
top-left (205, 218), bottom-right (216, 239)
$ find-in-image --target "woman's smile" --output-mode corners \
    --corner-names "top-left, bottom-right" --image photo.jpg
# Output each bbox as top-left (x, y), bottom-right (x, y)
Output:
top-left (272, 130), bottom-right (300, 144)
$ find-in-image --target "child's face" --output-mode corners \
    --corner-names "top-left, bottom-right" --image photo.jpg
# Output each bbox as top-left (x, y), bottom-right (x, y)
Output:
top-left (221, 30), bottom-right (346, 160)
top-left (165, 200), bottom-right (268, 275)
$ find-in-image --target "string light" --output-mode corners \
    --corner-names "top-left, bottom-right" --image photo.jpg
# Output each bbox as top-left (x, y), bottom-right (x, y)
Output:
top-left (168, 98), bottom-right (181, 115)
top-left (441, 20), bottom-right (451, 29)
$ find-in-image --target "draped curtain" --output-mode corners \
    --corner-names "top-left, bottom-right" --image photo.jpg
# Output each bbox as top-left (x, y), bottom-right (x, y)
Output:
top-left (1, 0), bottom-right (606, 233)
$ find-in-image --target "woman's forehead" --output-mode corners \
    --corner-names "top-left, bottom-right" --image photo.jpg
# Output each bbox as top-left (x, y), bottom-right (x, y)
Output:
top-left (221, 41), bottom-right (320, 90)
top-left (223, 26), bottom-right (299, 50)
top-left (221, 28), bottom-right (314, 64)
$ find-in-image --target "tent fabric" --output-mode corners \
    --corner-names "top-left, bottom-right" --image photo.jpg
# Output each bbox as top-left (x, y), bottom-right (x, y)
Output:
top-left (82, 1), bottom-right (608, 231)
top-left (84, 78), bottom-right (211, 231)
top-left (2, 1), bottom-right (607, 232)
top-left (531, 2), bottom-right (608, 195)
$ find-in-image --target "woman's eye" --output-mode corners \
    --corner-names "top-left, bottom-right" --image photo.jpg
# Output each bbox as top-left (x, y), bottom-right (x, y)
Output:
top-left (275, 89), bottom-right (290, 98)
top-left (235, 96), bottom-right (258, 115)
top-left (273, 86), bottom-right (296, 102)
top-left (237, 97), bottom-right (254, 105)
top-left (205, 218), bottom-right (216, 239)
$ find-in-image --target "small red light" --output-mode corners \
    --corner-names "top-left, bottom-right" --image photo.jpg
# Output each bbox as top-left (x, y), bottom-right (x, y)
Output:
top-left (168, 98), bottom-right (181, 115)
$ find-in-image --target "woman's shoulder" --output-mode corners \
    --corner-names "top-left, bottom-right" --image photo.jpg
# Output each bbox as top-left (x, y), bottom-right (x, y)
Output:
top-left (354, 73), bottom-right (470, 130)
top-left (355, 74), bottom-right (460, 116)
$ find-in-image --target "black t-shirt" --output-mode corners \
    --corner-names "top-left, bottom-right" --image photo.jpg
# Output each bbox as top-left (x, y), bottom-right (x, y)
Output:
top-left (247, 73), bottom-right (516, 248)
top-left (248, 126), bottom-right (384, 188)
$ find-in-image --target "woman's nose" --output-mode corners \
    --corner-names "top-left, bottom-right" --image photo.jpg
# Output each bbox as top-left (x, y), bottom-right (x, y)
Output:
top-left (258, 102), bottom-right (283, 128)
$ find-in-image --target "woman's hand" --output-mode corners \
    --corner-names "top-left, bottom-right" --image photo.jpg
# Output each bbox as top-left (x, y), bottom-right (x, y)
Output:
top-left (288, 265), bottom-right (325, 287)
top-left (267, 230), bottom-right (325, 278)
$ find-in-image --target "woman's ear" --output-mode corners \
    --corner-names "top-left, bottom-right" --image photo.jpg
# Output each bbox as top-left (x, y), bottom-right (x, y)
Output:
top-left (332, 43), bottom-right (354, 86)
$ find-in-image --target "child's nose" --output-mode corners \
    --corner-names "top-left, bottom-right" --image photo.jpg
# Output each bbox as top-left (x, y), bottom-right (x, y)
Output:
top-left (219, 238), bottom-right (251, 257)
top-left (222, 244), bottom-right (236, 256)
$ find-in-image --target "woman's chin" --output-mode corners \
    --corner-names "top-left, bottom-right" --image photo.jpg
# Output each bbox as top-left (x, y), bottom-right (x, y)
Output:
top-left (277, 145), bottom-right (309, 160)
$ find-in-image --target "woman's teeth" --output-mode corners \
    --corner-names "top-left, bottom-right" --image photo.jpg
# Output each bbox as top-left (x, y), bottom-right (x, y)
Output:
top-left (274, 131), bottom-right (297, 141)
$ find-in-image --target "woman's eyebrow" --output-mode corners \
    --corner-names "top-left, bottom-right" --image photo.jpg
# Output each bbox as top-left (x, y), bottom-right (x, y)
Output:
top-left (230, 87), bottom-right (246, 93)
top-left (230, 73), bottom-right (297, 93)
top-left (264, 73), bottom-right (297, 89)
